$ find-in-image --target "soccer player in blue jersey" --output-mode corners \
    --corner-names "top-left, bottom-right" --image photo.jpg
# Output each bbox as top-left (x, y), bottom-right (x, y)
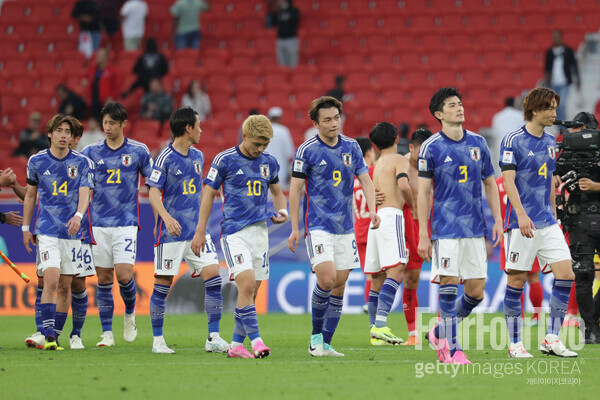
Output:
top-left (81, 102), bottom-right (153, 347)
top-left (500, 87), bottom-right (577, 358)
top-left (193, 114), bottom-right (288, 359)
top-left (288, 96), bottom-right (381, 357)
top-left (417, 87), bottom-right (503, 364)
top-left (22, 114), bottom-right (93, 350)
top-left (146, 107), bottom-right (229, 354)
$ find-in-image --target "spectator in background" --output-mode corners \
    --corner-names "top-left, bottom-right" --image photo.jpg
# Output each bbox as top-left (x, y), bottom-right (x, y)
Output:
top-left (396, 122), bottom-right (410, 155)
top-left (12, 112), bottom-right (48, 158)
top-left (326, 75), bottom-right (346, 102)
top-left (72, 0), bottom-right (103, 58)
top-left (491, 97), bottom-right (524, 174)
top-left (120, 0), bottom-right (148, 51)
top-left (77, 117), bottom-right (105, 150)
top-left (141, 78), bottom-right (173, 123)
top-left (267, 106), bottom-right (295, 190)
top-left (181, 79), bottom-right (211, 121)
top-left (170, 0), bottom-right (210, 50)
top-left (264, 0), bottom-right (278, 28)
top-left (99, 0), bottom-right (124, 48)
top-left (545, 29), bottom-right (580, 120)
top-left (274, 0), bottom-right (299, 69)
top-left (122, 38), bottom-right (169, 98)
top-left (56, 84), bottom-right (87, 121)
top-left (83, 48), bottom-right (121, 119)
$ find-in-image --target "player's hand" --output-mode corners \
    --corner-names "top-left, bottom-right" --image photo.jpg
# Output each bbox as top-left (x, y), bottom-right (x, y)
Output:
top-left (552, 175), bottom-right (562, 188)
top-left (271, 211), bottom-right (288, 224)
top-left (288, 229), bottom-right (300, 253)
top-left (491, 221), bottom-right (503, 248)
top-left (578, 178), bottom-right (598, 191)
top-left (4, 211), bottom-right (23, 227)
top-left (23, 231), bottom-right (35, 253)
top-left (66, 214), bottom-right (82, 236)
top-left (369, 212), bottom-right (381, 229)
top-left (375, 188), bottom-right (385, 206)
top-left (191, 232), bottom-right (206, 256)
top-left (418, 234), bottom-right (432, 262)
top-left (165, 216), bottom-right (182, 237)
top-left (0, 168), bottom-right (15, 187)
top-left (517, 213), bottom-right (535, 238)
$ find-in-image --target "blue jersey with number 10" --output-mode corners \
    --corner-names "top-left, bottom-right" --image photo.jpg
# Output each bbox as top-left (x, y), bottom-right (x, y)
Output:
top-left (418, 130), bottom-right (495, 240)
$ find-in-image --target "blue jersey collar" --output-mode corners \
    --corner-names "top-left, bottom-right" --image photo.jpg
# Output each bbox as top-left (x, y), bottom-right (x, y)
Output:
top-left (104, 137), bottom-right (128, 152)
top-left (439, 129), bottom-right (467, 143)
top-left (169, 143), bottom-right (190, 158)
top-left (48, 148), bottom-right (72, 161)
top-left (522, 125), bottom-right (544, 140)
top-left (235, 145), bottom-right (258, 160)
top-left (316, 133), bottom-right (341, 148)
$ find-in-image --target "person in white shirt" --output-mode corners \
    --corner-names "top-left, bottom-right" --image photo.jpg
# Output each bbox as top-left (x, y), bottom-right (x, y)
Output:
top-left (181, 80), bottom-right (211, 121)
top-left (76, 117), bottom-right (105, 151)
top-left (120, 0), bottom-right (149, 51)
top-left (267, 106), bottom-right (295, 190)
top-left (490, 97), bottom-right (524, 174)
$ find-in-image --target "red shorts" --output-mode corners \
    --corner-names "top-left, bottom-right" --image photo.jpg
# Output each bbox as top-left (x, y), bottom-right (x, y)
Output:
top-left (403, 204), bottom-right (423, 271)
top-left (500, 237), bottom-right (540, 273)
top-left (357, 240), bottom-right (367, 271)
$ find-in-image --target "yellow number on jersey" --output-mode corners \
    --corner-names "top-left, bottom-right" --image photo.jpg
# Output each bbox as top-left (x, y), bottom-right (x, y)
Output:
top-left (52, 180), bottom-right (68, 196)
top-left (182, 179), bottom-right (197, 195)
top-left (333, 170), bottom-right (342, 187)
top-left (106, 169), bottom-right (122, 184)
top-left (538, 163), bottom-right (547, 179)
top-left (246, 180), bottom-right (261, 196)
top-left (458, 165), bottom-right (468, 183)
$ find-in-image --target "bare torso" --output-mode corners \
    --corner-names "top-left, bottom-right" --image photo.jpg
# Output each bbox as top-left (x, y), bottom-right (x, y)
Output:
top-left (373, 153), bottom-right (410, 210)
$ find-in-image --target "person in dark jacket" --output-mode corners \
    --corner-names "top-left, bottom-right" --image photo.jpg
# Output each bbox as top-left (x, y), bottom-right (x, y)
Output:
top-left (544, 29), bottom-right (580, 120)
top-left (56, 84), bottom-right (87, 121)
top-left (122, 38), bottom-right (169, 98)
top-left (274, 0), bottom-right (299, 69)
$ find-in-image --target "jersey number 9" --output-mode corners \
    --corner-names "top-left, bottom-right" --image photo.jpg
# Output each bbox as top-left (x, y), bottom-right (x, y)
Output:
top-left (333, 170), bottom-right (342, 187)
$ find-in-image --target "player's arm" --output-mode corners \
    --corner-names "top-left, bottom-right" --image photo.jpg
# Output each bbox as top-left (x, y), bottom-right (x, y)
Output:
top-left (357, 172), bottom-right (381, 229)
top-left (66, 186), bottom-right (90, 236)
top-left (502, 169), bottom-right (535, 238)
top-left (287, 176), bottom-right (305, 252)
top-left (270, 182), bottom-right (288, 224)
top-left (417, 177), bottom-right (432, 262)
top-left (578, 178), bottom-right (600, 191)
top-left (396, 156), bottom-right (414, 211)
top-left (22, 184), bottom-right (37, 253)
top-left (148, 186), bottom-right (181, 237)
top-left (191, 185), bottom-right (218, 255)
top-left (483, 176), bottom-right (503, 247)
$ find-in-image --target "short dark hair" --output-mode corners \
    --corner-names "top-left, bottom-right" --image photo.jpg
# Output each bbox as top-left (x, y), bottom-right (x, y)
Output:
top-left (410, 127), bottom-right (433, 145)
top-left (369, 121), bottom-right (397, 150)
top-left (169, 107), bottom-right (198, 138)
top-left (355, 137), bottom-right (372, 157)
top-left (309, 96), bottom-right (343, 123)
top-left (65, 116), bottom-right (83, 139)
top-left (429, 87), bottom-right (462, 122)
top-left (573, 111), bottom-right (598, 130)
top-left (523, 87), bottom-right (560, 121)
top-left (100, 102), bottom-right (128, 123)
top-left (505, 97), bottom-right (515, 108)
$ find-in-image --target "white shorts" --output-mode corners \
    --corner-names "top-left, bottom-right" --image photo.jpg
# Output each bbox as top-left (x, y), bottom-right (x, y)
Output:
top-left (504, 225), bottom-right (571, 273)
top-left (154, 235), bottom-right (219, 277)
top-left (92, 226), bottom-right (138, 267)
top-left (306, 230), bottom-right (360, 272)
top-left (365, 207), bottom-right (407, 274)
top-left (431, 237), bottom-right (487, 283)
top-left (77, 243), bottom-right (96, 277)
top-left (221, 221), bottom-right (270, 281)
top-left (36, 235), bottom-right (83, 276)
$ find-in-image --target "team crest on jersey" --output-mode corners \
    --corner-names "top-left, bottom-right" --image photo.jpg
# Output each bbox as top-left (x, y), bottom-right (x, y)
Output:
top-left (548, 146), bottom-right (556, 160)
top-left (67, 165), bottom-right (78, 178)
top-left (122, 154), bottom-right (133, 167)
top-left (509, 252), bottom-right (519, 263)
top-left (193, 161), bottom-right (202, 175)
top-left (441, 257), bottom-right (450, 269)
top-left (342, 153), bottom-right (352, 166)
top-left (315, 244), bottom-right (324, 254)
top-left (165, 259), bottom-right (173, 270)
top-left (41, 251), bottom-right (49, 262)
top-left (260, 164), bottom-right (270, 179)
top-left (235, 254), bottom-right (244, 264)
top-left (470, 147), bottom-right (481, 161)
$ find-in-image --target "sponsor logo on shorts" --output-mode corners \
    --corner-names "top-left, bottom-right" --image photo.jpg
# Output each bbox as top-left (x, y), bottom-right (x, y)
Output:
top-left (235, 254), bottom-right (244, 264)
top-left (441, 257), bottom-right (450, 269)
top-left (41, 251), bottom-right (49, 262)
top-left (122, 154), bottom-right (133, 166)
top-left (315, 244), bottom-right (324, 255)
top-left (509, 252), bottom-right (519, 263)
top-left (470, 147), bottom-right (480, 161)
top-left (67, 165), bottom-right (78, 178)
top-left (165, 259), bottom-right (173, 270)
top-left (342, 153), bottom-right (352, 166)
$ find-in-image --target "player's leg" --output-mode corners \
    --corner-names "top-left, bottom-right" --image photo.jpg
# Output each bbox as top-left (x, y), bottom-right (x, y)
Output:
top-left (114, 225), bottom-right (140, 343)
top-left (504, 270), bottom-right (531, 358)
top-left (40, 267), bottom-right (60, 350)
top-left (93, 227), bottom-right (116, 343)
top-left (69, 276), bottom-right (87, 349)
top-left (458, 278), bottom-right (484, 323)
top-left (368, 273), bottom-right (384, 328)
top-left (370, 264), bottom-right (405, 344)
top-left (456, 237), bottom-right (487, 323)
top-left (25, 274), bottom-right (45, 349)
top-left (150, 275), bottom-right (175, 354)
top-left (527, 269), bottom-right (543, 325)
top-left (320, 268), bottom-right (350, 356)
top-left (434, 275), bottom-right (460, 363)
top-left (402, 268), bottom-right (421, 345)
top-left (234, 270), bottom-right (268, 358)
top-left (54, 273), bottom-right (73, 344)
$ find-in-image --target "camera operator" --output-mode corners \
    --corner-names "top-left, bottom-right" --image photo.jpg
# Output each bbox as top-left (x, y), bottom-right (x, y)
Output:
top-left (558, 111), bottom-right (600, 343)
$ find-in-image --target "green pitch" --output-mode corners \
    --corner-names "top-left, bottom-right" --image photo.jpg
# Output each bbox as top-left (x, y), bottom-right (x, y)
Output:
top-left (0, 313), bottom-right (597, 400)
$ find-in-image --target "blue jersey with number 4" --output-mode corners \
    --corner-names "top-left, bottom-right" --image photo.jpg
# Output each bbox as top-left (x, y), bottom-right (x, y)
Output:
top-left (418, 130), bottom-right (495, 240)
top-left (499, 126), bottom-right (557, 230)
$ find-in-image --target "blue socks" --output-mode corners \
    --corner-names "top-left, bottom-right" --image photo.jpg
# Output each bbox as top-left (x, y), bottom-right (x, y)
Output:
top-left (35, 286), bottom-right (43, 333)
top-left (456, 292), bottom-right (482, 322)
top-left (40, 302), bottom-right (56, 339)
top-left (238, 305), bottom-right (260, 341)
top-left (54, 312), bottom-right (68, 338)
top-left (150, 284), bottom-right (170, 337)
top-left (70, 289), bottom-right (88, 338)
top-left (322, 295), bottom-right (343, 344)
top-left (232, 308), bottom-right (246, 345)
top-left (436, 284), bottom-right (460, 356)
top-left (504, 285), bottom-right (523, 344)
top-left (118, 278), bottom-right (137, 315)
top-left (204, 276), bottom-right (223, 335)
top-left (375, 278), bottom-right (400, 328)
top-left (367, 290), bottom-right (379, 327)
top-left (311, 284), bottom-right (331, 335)
top-left (97, 283), bottom-right (114, 332)
top-left (548, 279), bottom-right (573, 336)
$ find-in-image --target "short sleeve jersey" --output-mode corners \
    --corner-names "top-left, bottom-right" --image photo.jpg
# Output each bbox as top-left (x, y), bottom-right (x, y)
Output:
top-left (417, 130), bottom-right (495, 240)
top-left (204, 147), bottom-right (280, 236)
top-left (82, 138), bottom-right (153, 228)
top-left (146, 144), bottom-right (204, 244)
top-left (26, 149), bottom-right (94, 239)
top-left (292, 134), bottom-right (368, 235)
top-left (353, 165), bottom-right (375, 244)
top-left (499, 126), bottom-right (557, 230)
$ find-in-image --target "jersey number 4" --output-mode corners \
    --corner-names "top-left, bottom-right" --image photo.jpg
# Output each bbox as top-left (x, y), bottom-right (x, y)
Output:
top-left (538, 163), bottom-right (547, 179)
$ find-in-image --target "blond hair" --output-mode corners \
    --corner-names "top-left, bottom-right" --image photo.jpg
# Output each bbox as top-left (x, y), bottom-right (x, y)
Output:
top-left (242, 114), bottom-right (273, 139)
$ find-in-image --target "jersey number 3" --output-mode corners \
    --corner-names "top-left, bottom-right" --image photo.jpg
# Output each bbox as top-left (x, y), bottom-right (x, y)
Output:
top-left (458, 165), bottom-right (468, 183)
